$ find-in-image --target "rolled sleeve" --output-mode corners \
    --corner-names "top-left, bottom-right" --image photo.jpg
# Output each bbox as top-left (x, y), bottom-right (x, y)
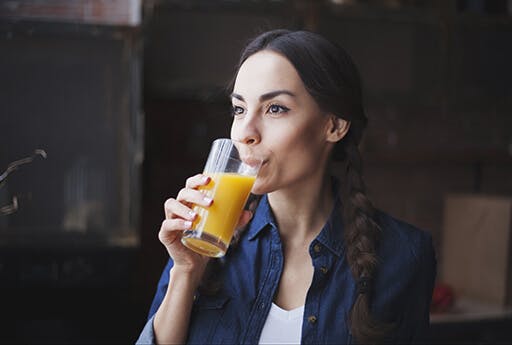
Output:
top-left (136, 315), bottom-right (156, 345)
top-left (148, 258), bottom-right (175, 320)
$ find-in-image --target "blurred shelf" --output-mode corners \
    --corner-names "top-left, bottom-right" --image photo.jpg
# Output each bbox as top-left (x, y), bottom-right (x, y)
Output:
top-left (0, 228), bottom-right (139, 249)
top-left (0, 18), bottom-right (140, 39)
top-left (456, 12), bottom-right (512, 28)
top-left (431, 298), bottom-right (512, 324)
top-left (0, 0), bottom-right (141, 28)
top-left (323, 1), bottom-right (441, 25)
top-left (364, 148), bottom-right (512, 165)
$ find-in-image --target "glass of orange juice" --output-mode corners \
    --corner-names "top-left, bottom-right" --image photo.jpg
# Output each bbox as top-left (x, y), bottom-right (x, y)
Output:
top-left (181, 138), bottom-right (261, 258)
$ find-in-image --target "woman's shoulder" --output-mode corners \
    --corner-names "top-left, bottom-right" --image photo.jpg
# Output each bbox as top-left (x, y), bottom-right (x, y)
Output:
top-left (371, 211), bottom-right (437, 337)
top-left (374, 209), bottom-right (436, 268)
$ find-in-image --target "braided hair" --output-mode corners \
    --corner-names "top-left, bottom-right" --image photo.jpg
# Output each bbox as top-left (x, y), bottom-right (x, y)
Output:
top-left (202, 29), bottom-right (393, 344)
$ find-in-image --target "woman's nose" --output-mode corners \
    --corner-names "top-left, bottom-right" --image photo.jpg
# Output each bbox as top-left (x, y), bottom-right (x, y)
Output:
top-left (243, 135), bottom-right (259, 145)
top-left (232, 114), bottom-right (261, 146)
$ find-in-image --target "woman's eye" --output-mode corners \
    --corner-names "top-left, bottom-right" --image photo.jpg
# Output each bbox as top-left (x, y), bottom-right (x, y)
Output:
top-left (231, 105), bottom-right (245, 116)
top-left (267, 104), bottom-right (289, 115)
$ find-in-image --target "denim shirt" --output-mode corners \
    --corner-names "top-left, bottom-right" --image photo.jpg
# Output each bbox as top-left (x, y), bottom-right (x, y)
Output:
top-left (137, 194), bottom-right (436, 345)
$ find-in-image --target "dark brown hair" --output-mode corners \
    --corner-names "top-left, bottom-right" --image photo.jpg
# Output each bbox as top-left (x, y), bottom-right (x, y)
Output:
top-left (203, 29), bottom-right (392, 344)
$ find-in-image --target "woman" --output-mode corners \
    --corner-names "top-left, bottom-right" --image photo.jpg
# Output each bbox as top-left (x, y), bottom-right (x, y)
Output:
top-left (137, 30), bottom-right (436, 345)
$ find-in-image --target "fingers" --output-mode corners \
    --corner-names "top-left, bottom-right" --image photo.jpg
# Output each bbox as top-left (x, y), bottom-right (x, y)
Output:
top-left (177, 188), bottom-right (213, 207)
top-left (158, 218), bottom-right (192, 245)
top-left (164, 197), bottom-right (195, 220)
top-left (165, 191), bottom-right (212, 220)
top-left (185, 174), bottom-right (211, 189)
top-left (236, 210), bottom-right (253, 229)
top-left (164, 173), bottom-right (213, 220)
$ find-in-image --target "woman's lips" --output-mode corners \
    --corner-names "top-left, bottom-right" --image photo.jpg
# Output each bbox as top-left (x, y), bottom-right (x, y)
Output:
top-left (241, 157), bottom-right (266, 167)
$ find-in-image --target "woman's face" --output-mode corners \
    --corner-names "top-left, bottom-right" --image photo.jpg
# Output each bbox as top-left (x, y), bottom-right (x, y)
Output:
top-left (230, 50), bottom-right (340, 195)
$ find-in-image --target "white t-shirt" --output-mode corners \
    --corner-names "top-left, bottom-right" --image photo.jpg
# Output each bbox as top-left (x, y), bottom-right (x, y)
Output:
top-left (258, 303), bottom-right (305, 345)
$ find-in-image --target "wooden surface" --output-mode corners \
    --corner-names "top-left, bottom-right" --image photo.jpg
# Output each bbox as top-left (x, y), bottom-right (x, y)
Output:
top-left (0, 0), bottom-right (141, 26)
top-left (432, 297), bottom-right (512, 324)
top-left (441, 195), bottom-right (512, 306)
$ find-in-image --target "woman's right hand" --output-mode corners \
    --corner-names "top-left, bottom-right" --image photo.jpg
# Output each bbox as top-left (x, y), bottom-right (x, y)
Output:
top-left (159, 174), bottom-right (213, 279)
top-left (159, 173), bottom-right (255, 282)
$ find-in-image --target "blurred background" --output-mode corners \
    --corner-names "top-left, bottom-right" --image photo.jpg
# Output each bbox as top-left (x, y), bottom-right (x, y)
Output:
top-left (0, 0), bottom-right (511, 343)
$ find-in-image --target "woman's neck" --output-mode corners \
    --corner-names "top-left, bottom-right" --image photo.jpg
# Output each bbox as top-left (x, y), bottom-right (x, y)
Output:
top-left (267, 174), bottom-right (334, 247)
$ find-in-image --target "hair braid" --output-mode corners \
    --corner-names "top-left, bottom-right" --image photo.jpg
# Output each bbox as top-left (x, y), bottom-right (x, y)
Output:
top-left (340, 135), bottom-right (394, 344)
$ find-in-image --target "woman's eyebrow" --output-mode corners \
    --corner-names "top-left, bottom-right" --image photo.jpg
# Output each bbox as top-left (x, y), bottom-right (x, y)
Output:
top-left (231, 93), bottom-right (245, 102)
top-left (259, 90), bottom-right (295, 101)
top-left (231, 90), bottom-right (296, 103)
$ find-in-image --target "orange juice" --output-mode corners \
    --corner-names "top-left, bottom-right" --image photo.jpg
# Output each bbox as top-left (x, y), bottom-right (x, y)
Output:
top-left (182, 172), bottom-right (256, 257)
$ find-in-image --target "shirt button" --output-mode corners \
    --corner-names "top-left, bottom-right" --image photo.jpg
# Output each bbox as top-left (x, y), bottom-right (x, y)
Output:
top-left (307, 315), bottom-right (317, 324)
top-left (259, 302), bottom-right (266, 310)
top-left (320, 266), bottom-right (328, 274)
top-left (313, 244), bottom-right (322, 253)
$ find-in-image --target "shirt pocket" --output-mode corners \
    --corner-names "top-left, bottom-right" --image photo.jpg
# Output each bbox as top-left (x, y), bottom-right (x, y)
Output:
top-left (195, 294), bottom-right (230, 309)
top-left (187, 294), bottom-right (231, 344)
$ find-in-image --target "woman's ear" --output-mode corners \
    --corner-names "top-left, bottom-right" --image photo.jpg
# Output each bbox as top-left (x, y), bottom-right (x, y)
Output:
top-left (326, 116), bottom-right (350, 143)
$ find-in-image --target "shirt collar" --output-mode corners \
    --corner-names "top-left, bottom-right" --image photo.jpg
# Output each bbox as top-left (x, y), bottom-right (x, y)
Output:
top-left (315, 193), bottom-right (345, 257)
top-left (246, 178), bottom-right (345, 257)
top-left (247, 194), bottom-right (277, 240)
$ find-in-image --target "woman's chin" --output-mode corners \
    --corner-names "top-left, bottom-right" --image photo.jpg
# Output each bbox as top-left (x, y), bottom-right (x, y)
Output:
top-left (250, 185), bottom-right (265, 196)
top-left (251, 180), bottom-right (272, 196)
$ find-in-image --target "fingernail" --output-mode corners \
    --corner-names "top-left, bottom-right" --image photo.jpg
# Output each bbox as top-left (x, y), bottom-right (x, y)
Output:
top-left (183, 221), bottom-right (192, 228)
top-left (203, 176), bottom-right (210, 183)
top-left (203, 196), bottom-right (213, 205)
top-left (188, 210), bottom-right (196, 219)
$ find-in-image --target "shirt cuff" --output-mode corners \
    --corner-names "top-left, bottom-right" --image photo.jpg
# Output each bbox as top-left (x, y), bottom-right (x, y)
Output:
top-left (136, 315), bottom-right (156, 345)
